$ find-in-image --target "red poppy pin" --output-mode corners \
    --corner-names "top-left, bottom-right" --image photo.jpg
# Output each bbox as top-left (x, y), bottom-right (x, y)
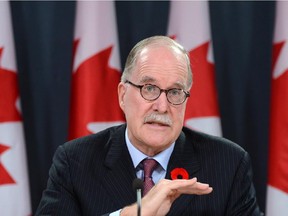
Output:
top-left (170, 168), bottom-right (189, 180)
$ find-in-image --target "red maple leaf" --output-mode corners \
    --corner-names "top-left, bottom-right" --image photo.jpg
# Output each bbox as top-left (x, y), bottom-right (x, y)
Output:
top-left (268, 41), bottom-right (288, 194)
top-left (68, 40), bottom-right (125, 140)
top-left (0, 143), bottom-right (16, 185)
top-left (0, 46), bottom-right (19, 186)
top-left (184, 42), bottom-right (220, 120)
top-left (0, 47), bottom-right (22, 122)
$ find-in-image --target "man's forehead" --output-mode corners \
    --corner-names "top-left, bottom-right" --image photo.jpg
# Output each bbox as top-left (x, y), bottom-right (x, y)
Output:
top-left (137, 45), bottom-right (186, 67)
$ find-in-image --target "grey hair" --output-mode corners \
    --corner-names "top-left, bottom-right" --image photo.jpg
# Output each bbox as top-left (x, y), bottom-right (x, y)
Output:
top-left (120, 35), bottom-right (193, 90)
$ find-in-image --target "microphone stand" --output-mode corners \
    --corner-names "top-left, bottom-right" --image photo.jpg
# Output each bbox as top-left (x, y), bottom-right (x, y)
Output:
top-left (136, 188), bottom-right (141, 216)
top-left (133, 178), bottom-right (143, 216)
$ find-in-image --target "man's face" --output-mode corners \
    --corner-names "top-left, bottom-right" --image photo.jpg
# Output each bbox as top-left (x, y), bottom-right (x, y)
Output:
top-left (118, 46), bottom-right (189, 156)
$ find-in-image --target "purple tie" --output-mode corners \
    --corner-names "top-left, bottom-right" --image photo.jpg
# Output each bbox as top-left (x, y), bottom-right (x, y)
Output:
top-left (142, 158), bottom-right (158, 196)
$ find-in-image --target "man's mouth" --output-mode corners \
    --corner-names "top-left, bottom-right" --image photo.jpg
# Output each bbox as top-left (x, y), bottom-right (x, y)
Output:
top-left (145, 121), bottom-right (170, 127)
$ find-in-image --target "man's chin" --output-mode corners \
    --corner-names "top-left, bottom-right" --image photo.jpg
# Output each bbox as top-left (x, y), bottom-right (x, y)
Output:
top-left (141, 141), bottom-right (172, 156)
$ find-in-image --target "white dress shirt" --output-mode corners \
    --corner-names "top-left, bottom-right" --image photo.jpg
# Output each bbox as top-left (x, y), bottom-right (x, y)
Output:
top-left (110, 129), bottom-right (175, 216)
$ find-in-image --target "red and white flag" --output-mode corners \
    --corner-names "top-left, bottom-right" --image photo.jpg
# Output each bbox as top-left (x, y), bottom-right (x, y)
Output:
top-left (168, 0), bottom-right (222, 136)
top-left (266, 1), bottom-right (288, 215)
top-left (0, 2), bottom-right (31, 215)
top-left (68, 1), bottom-right (124, 140)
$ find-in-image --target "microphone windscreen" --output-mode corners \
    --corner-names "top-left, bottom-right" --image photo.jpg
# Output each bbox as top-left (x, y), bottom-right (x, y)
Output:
top-left (132, 178), bottom-right (143, 191)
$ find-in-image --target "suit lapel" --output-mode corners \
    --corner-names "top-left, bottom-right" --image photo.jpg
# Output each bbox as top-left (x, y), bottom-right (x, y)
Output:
top-left (166, 131), bottom-right (200, 180)
top-left (166, 130), bottom-right (201, 215)
top-left (101, 125), bottom-right (137, 208)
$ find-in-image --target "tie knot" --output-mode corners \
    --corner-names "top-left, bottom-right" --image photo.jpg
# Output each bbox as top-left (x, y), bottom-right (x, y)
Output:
top-left (142, 158), bottom-right (158, 177)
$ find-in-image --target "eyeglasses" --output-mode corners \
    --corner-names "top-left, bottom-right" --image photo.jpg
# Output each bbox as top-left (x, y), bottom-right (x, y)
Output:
top-left (125, 80), bottom-right (190, 105)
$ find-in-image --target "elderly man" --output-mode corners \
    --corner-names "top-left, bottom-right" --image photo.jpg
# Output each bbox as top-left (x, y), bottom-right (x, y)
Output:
top-left (36, 36), bottom-right (262, 216)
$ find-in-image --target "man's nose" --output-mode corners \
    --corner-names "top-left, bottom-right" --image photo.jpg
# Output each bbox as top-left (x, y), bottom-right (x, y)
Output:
top-left (152, 92), bottom-right (169, 113)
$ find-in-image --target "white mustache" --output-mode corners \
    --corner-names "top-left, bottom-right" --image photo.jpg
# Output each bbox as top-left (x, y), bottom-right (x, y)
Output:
top-left (144, 113), bottom-right (172, 126)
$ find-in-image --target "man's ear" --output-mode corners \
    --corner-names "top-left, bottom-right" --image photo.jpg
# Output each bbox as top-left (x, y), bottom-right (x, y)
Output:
top-left (118, 82), bottom-right (126, 111)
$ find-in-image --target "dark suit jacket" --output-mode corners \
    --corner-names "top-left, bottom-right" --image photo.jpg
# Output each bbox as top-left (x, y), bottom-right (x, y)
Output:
top-left (36, 124), bottom-right (262, 216)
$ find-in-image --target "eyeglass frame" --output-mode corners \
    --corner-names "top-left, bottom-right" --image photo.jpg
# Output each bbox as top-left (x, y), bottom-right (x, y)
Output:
top-left (125, 80), bottom-right (190, 105)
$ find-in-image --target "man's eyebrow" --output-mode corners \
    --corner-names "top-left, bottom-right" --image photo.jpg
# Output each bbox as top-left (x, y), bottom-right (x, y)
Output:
top-left (139, 76), bottom-right (156, 84)
top-left (139, 76), bottom-right (186, 89)
top-left (173, 82), bottom-right (186, 89)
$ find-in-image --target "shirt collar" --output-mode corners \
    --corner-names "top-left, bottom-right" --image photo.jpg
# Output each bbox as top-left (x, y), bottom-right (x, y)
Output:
top-left (125, 128), bottom-right (175, 171)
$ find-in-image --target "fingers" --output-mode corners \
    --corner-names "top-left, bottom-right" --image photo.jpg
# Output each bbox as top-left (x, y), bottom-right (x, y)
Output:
top-left (156, 178), bottom-right (213, 196)
top-left (139, 178), bottom-right (213, 216)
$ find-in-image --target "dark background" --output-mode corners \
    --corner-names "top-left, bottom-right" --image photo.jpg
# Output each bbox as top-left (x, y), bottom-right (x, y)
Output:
top-left (10, 1), bottom-right (275, 213)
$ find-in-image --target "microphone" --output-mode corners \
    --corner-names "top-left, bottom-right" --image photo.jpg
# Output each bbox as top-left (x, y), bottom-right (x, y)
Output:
top-left (132, 178), bottom-right (143, 216)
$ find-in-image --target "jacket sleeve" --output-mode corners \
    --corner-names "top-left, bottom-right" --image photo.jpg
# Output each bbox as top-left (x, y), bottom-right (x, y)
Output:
top-left (35, 145), bottom-right (82, 216)
top-left (226, 151), bottom-right (264, 216)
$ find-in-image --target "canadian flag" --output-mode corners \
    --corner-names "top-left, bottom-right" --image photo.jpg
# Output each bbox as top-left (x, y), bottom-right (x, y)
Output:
top-left (68, 1), bottom-right (125, 140)
top-left (167, 0), bottom-right (222, 136)
top-left (266, 1), bottom-right (288, 215)
top-left (0, 2), bottom-right (31, 215)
